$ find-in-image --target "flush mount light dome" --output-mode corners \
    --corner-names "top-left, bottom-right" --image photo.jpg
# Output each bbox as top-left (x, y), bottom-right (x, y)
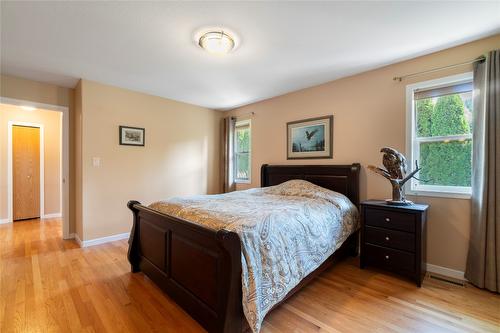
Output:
top-left (198, 30), bottom-right (236, 55)
top-left (20, 105), bottom-right (36, 111)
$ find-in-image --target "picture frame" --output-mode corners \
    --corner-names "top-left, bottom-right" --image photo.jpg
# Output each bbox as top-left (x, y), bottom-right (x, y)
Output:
top-left (287, 115), bottom-right (333, 159)
top-left (119, 126), bottom-right (145, 146)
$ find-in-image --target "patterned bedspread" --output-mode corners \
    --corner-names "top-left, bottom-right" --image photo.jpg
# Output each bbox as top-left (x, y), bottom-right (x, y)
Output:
top-left (149, 180), bottom-right (359, 332)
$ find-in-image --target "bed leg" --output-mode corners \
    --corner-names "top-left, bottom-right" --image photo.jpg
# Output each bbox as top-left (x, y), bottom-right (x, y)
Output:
top-left (349, 231), bottom-right (360, 257)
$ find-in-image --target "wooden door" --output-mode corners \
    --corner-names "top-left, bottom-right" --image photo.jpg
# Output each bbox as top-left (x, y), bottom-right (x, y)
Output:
top-left (13, 125), bottom-right (40, 221)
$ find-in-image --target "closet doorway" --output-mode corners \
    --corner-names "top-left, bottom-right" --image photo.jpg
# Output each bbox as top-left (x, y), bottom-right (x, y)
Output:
top-left (12, 124), bottom-right (42, 221)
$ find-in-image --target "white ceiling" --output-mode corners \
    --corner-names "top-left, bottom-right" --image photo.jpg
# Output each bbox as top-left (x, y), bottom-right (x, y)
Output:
top-left (1, 2), bottom-right (499, 110)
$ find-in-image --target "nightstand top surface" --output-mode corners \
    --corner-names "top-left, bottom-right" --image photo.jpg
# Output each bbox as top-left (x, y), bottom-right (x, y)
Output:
top-left (361, 200), bottom-right (429, 212)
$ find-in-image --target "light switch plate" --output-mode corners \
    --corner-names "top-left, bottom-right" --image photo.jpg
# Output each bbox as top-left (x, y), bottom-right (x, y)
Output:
top-left (92, 157), bottom-right (101, 167)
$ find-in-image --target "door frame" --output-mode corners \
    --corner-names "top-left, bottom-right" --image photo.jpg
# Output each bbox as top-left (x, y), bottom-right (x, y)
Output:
top-left (8, 122), bottom-right (45, 221)
top-left (1, 97), bottom-right (70, 239)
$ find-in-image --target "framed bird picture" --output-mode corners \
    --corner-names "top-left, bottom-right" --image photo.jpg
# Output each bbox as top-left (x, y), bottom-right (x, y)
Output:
top-left (287, 115), bottom-right (333, 159)
top-left (119, 126), bottom-right (145, 146)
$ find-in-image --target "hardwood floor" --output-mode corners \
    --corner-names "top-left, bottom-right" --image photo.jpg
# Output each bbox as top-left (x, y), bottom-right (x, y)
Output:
top-left (1, 219), bottom-right (499, 333)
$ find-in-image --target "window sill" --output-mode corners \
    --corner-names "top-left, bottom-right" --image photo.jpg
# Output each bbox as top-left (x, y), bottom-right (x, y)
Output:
top-left (406, 190), bottom-right (471, 200)
top-left (235, 179), bottom-right (251, 184)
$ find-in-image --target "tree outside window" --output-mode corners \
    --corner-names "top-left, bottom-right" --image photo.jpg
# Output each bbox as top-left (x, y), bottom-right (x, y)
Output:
top-left (416, 94), bottom-right (472, 187)
top-left (235, 120), bottom-right (251, 182)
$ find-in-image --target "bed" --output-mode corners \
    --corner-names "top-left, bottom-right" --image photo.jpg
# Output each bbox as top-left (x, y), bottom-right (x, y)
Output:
top-left (127, 164), bottom-right (360, 333)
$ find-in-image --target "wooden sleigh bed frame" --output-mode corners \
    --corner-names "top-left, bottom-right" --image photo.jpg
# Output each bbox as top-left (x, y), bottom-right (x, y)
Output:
top-left (127, 164), bottom-right (361, 333)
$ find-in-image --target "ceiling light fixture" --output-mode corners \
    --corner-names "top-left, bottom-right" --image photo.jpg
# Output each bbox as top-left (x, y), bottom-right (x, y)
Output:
top-left (198, 30), bottom-right (236, 55)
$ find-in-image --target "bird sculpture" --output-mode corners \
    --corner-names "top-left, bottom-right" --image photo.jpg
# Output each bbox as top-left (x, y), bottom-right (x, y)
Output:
top-left (368, 147), bottom-right (421, 205)
top-left (305, 129), bottom-right (318, 141)
top-left (381, 147), bottom-right (407, 179)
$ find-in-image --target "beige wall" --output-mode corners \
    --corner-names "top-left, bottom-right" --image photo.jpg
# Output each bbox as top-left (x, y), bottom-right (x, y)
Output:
top-left (227, 34), bottom-right (500, 272)
top-left (78, 80), bottom-right (221, 240)
top-left (0, 75), bottom-right (75, 232)
top-left (0, 104), bottom-right (62, 217)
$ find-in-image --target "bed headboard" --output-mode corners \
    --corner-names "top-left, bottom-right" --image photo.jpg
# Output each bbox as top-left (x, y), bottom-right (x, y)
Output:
top-left (261, 164), bottom-right (361, 207)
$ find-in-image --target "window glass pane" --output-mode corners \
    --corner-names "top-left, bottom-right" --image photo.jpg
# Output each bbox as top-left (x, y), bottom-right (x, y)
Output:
top-left (235, 152), bottom-right (249, 179)
top-left (235, 122), bottom-right (250, 181)
top-left (236, 127), bottom-right (250, 153)
top-left (416, 90), bottom-right (472, 137)
top-left (418, 139), bottom-right (472, 187)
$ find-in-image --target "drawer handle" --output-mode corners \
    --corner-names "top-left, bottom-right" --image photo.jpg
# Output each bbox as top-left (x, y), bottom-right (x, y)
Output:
top-left (385, 236), bottom-right (390, 241)
top-left (385, 217), bottom-right (391, 222)
top-left (385, 255), bottom-right (390, 260)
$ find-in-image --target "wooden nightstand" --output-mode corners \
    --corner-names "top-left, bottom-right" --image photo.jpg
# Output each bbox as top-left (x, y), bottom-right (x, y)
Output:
top-left (360, 200), bottom-right (429, 287)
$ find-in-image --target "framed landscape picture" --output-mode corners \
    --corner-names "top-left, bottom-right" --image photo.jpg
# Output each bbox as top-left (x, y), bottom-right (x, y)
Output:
top-left (287, 115), bottom-right (333, 159)
top-left (119, 126), bottom-right (145, 146)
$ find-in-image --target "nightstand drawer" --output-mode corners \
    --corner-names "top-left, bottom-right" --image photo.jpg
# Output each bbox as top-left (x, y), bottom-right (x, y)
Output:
top-left (364, 244), bottom-right (415, 273)
top-left (364, 208), bottom-right (415, 232)
top-left (365, 226), bottom-right (415, 252)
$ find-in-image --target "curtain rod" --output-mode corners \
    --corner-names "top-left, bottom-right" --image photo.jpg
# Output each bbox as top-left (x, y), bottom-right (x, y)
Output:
top-left (393, 55), bottom-right (486, 82)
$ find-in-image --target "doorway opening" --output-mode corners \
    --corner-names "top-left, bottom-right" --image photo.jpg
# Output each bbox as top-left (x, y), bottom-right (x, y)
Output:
top-left (1, 98), bottom-right (70, 239)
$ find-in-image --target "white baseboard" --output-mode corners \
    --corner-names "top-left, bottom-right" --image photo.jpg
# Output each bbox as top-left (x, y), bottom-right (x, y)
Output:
top-left (74, 233), bottom-right (83, 247)
top-left (427, 263), bottom-right (465, 281)
top-left (0, 218), bottom-right (11, 224)
top-left (75, 232), bottom-right (130, 248)
top-left (42, 212), bottom-right (62, 219)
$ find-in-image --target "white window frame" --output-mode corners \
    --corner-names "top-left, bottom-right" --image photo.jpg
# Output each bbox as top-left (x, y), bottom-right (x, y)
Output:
top-left (405, 72), bottom-right (473, 199)
top-left (234, 119), bottom-right (251, 184)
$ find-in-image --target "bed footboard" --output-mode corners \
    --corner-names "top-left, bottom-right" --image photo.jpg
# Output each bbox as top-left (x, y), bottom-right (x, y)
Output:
top-left (127, 200), bottom-right (243, 333)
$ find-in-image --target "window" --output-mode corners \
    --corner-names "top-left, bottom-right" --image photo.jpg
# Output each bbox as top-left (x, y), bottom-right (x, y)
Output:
top-left (406, 73), bottom-right (473, 198)
top-left (234, 120), bottom-right (251, 183)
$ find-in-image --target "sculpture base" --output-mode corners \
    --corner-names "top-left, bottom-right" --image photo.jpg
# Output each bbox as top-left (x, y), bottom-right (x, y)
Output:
top-left (385, 199), bottom-right (413, 206)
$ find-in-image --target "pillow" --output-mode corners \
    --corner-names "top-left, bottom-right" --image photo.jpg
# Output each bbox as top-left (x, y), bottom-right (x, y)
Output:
top-left (263, 179), bottom-right (355, 210)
